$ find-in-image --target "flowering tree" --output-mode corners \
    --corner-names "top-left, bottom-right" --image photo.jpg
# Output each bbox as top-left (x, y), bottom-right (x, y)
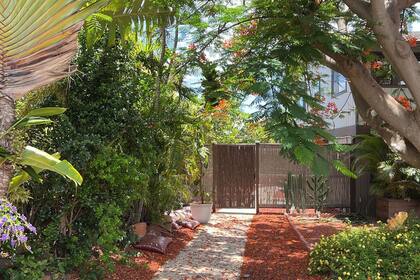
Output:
top-left (203, 0), bottom-right (420, 170)
top-left (318, 0), bottom-right (420, 168)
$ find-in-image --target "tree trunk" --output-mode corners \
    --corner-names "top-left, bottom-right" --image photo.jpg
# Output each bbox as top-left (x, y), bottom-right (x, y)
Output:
top-left (154, 26), bottom-right (167, 113)
top-left (0, 95), bottom-right (15, 198)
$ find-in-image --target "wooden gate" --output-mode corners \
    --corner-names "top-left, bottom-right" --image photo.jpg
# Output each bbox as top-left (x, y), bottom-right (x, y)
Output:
top-left (213, 144), bottom-right (256, 208)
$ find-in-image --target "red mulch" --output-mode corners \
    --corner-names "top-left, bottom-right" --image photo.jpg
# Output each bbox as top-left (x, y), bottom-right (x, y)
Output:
top-left (106, 227), bottom-right (197, 280)
top-left (240, 215), bottom-right (322, 280)
top-left (291, 220), bottom-right (346, 248)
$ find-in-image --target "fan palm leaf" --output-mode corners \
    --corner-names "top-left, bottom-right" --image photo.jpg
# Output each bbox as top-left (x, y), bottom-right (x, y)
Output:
top-left (0, 0), bottom-right (106, 100)
top-left (352, 134), bottom-right (389, 175)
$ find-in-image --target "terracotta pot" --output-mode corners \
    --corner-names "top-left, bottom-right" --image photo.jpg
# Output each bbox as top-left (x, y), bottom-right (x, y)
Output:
top-left (132, 222), bottom-right (147, 238)
top-left (376, 197), bottom-right (420, 221)
top-left (190, 203), bottom-right (213, 224)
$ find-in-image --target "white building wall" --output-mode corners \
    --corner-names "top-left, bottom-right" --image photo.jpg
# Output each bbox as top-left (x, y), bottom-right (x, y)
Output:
top-left (327, 91), bottom-right (356, 131)
top-left (314, 66), bottom-right (413, 137)
top-left (314, 66), bottom-right (357, 134)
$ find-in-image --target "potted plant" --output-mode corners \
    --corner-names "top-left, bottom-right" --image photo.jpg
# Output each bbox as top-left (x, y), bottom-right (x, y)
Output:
top-left (373, 160), bottom-right (420, 220)
top-left (131, 201), bottom-right (147, 238)
top-left (190, 146), bottom-right (212, 224)
top-left (190, 188), bottom-right (212, 224)
top-left (354, 135), bottom-right (420, 220)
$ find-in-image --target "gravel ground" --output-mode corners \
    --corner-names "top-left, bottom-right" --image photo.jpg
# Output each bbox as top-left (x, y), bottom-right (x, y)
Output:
top-left (153, 213), bottom-right (253, 280)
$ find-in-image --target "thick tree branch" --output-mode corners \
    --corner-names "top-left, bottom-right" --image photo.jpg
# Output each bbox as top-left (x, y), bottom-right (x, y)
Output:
top-left (321, 55), bottom-right (346, 76)
top-left (155, 26), bottom-right (167, 112)
top-left (165, 17), bottom-right (179, 85)
top-left (351, 84), bottom-right (420, 168)
top-left (369, 0), bottom-right (420, 109)
top-left (343, 0), bottom-right (373, 21)
top-left (319, 46), bottom-right (420, 152)
top-left (393, 0), bottom-right (420, 10)
top-left (344, 59), bottom-right (420, 148)
top-left (0, 95), bottom-right (15, 197)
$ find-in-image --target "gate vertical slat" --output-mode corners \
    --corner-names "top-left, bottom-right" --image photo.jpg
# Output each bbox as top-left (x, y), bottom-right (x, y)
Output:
top-left (237, 146), bottom-right (241, 207)
top-left (256, 143), bottom-right (260, 213)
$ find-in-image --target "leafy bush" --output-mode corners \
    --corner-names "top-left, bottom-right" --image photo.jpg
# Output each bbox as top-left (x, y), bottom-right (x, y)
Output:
top-left (309, 218), bottom-right (420, 279)
top-left (6, 14), bottom-right (270, 278)
top-left (6, 35), bottom-right (200, 276)
top-left (5, 255), bottom-right (49, 280)
top-left (354, 134), bottom-right (420, 199)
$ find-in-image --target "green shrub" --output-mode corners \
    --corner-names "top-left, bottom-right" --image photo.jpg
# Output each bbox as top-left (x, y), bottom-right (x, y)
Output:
top-left (5, 255), bottom-right (48, 280)
top-left (309, 219), bottom-right (420, 279)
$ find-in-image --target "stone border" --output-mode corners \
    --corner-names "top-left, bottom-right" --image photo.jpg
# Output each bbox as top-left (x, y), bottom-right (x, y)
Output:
top-left (285, 213), bottom-right (313, 251)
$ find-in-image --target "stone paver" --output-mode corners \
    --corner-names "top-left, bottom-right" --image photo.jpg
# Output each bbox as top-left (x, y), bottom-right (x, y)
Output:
top-left (153, 213), bottom-right (253, 280)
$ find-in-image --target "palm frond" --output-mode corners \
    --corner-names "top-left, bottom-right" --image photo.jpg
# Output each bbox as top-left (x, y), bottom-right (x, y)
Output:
top-left (85, 0), bottom-right (176, 47)
top-left (0, 0), bottom-right (106, 100)
top-left (352, 134), bottom-right (390, 174)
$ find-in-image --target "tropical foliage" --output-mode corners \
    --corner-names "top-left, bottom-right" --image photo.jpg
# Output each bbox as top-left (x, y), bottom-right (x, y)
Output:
top-left (4, 0), bottom-right (420, 278)
top-left (0, 0), bottom-right (105, 100)
top-left (0, 0), bottom-right (106, 202)
top-left (2, 22), bottom-right (267, 275)
top-left (225, 0), bottom-right (420, 169)
top-left (183, 1), bottom-right (356, 176)
top-left (85, 0), bottom-right (178, 47)
top-left (354, 135), bottom-right (420, 199)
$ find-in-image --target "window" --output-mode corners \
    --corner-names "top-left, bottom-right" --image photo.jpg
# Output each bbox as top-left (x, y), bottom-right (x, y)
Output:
top-left (331, 70), bottom-right (347, 95)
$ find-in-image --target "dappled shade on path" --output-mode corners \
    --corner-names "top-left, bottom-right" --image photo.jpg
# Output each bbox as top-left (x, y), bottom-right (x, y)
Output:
top-left (153, 214), bottom-right (252, 279)
top-left (240, 215), bottom-right (321, 280)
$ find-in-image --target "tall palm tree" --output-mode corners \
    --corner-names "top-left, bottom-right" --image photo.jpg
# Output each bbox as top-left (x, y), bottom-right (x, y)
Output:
top-left (0, 0), bottom-right (105, 197)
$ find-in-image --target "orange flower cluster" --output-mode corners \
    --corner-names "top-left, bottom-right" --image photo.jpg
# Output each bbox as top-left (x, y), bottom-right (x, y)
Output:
top-left (405, 35), bottom-right (417, 47)
top-left (188, 43), bottom-right (197, 51)
top-left (233, 49), bottom-right (247, 58)
top-left (362, 48), bottom-right (372, 56)
top-left (239, 20), bottom-right (258, 36)
top-left (214, 99), bottom-right (229, 111)
top-left (314, 136), bottom-right (327, 146)
top-left (223, 39), bottom-right (234, 49)
top-left (395, 95), bottom-right (412, 111)
top-left (371, 60), bottom-right (383, 70)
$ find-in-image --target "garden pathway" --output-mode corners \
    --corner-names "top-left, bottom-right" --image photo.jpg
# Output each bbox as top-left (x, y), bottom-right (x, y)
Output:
top-left (153, 213), bottom-right (253, 280)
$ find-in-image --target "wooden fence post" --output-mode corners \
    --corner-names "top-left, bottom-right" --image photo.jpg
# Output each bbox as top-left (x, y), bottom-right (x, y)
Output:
top-left (255, 142), bottom-right (260, 214)
top-left (212, 143), bottom-right (216, 213)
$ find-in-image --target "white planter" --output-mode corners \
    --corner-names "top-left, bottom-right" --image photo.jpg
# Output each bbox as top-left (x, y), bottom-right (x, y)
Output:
top-left (190, 203), bottom-right (213, 224)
